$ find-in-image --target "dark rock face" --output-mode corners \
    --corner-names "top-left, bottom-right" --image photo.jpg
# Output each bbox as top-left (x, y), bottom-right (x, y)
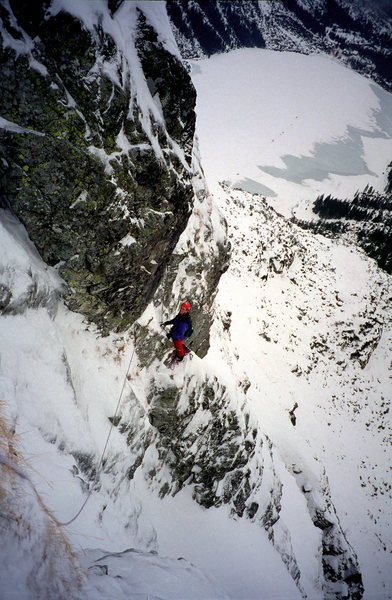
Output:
top-left (146, 373), bottom-right (278, 520)
top-left (0, 283), bottom-right (12, 311)
top-left (167, 0), bottom-right (392, 92)
top-left (0, 2), bottom-right (197, 333)
top-left (167, 0), bottom-right (266, 56)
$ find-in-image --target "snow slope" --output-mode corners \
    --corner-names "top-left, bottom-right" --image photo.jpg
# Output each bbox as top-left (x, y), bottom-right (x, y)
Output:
top-left (0, 205), bottom-right (301, 599)
top-left (204, 185), bottom-right (392, 599)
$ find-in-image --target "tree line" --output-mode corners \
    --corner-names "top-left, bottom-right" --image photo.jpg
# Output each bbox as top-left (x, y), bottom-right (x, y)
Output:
top-left (291, 162), bottom-right (392, 274)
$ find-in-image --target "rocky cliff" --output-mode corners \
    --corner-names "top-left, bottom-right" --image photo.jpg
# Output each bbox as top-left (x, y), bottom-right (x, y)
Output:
top-left (292, 168), bottom-right (392, 275)
top-left (0, 0), bottom-right (228, 342)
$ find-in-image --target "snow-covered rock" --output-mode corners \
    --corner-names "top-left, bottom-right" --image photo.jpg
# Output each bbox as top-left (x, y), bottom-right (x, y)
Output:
top-left (1, 2), bottom-right (391, 600)
top-left (0, 0), bottom-right (206, 334)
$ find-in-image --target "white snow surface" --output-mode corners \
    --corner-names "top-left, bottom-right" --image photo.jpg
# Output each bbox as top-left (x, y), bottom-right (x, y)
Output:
top-left (1, 19), bottom-right (392, 600)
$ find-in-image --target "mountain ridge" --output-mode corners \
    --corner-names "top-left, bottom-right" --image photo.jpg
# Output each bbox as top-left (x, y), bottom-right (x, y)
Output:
top-left (0, 1), bottom-right (391, 599)
top-left (167, 0), bottom-right (392, 92)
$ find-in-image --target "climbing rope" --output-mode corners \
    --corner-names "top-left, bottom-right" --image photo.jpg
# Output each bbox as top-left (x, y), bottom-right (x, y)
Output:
top-left (56, 332), bottom-right (137, 527)
top-left (159, 264), bottom-right (169, 323)
top-left (1, 332), bottom-right (138, 529)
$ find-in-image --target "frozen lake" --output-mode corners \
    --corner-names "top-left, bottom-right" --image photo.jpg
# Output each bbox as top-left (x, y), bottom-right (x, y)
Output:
top-left (191, 50), bottom-right (392, 216)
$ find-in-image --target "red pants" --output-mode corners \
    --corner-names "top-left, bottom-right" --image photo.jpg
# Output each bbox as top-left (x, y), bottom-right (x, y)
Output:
top-left (173, 339), bottom-right (184, 358)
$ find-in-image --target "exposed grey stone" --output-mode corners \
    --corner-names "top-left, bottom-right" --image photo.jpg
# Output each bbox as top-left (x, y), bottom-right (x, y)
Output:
top-left (0, 284), bottom-right (12, 311)
top-left (0, 6), bottom-right (198, 335)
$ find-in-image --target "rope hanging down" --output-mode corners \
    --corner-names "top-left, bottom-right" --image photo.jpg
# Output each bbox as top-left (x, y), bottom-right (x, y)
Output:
top-left (57, 333), bottom-right (137, 527)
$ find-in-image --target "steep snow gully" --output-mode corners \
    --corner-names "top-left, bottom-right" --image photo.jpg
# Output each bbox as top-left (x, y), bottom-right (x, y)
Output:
top-left (1, 2), bottom-right (392, 600)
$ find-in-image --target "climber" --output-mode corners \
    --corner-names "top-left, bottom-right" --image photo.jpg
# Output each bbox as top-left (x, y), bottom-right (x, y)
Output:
top-left (161, 301), bottom-right (193, 361)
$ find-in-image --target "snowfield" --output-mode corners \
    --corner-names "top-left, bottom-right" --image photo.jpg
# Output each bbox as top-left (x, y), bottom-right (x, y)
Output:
top-left (1, 12), bottom-right (392, 600)
top-left (191, 48), bottom-right (392, 219)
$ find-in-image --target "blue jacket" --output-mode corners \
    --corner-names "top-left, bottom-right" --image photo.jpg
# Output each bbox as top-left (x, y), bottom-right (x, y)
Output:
top-left (165, 313), bottom-right (193, 341)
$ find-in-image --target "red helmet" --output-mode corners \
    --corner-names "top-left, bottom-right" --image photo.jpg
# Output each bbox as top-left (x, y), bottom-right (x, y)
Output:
top-left (181, 302), bottom-right (191, 311)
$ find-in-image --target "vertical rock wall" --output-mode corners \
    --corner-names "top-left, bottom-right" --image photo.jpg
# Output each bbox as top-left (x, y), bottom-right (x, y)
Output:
top-left (0, 1), bottom-right (204, 333)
